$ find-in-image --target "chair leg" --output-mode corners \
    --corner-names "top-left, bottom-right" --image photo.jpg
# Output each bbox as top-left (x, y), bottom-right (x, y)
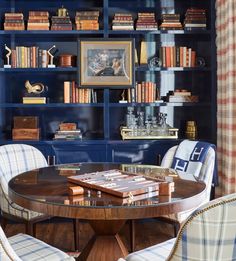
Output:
top-left (130, 219), bottom-right (135, 252)
top-left (25, 221), bottom-right (34, 236)
top-left (1, 216), bottom-right (8, 230)
top-left (173, 222), bottom-right (180, 237)
top-left (73, 219), bottom-right (80, 251)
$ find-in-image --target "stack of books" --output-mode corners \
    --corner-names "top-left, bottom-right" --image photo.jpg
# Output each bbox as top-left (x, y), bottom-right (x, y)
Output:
top-left (75, 11), bottom-right (99, 30)
top-left (112, 13), bottom-right (134, 30)
top-left (22, 97), bottom-right (47, 104)
top-left (159, 14), bottom-right (183, 30)
top-left (136, 13), bottom-right (158, 30)
top-left (4, 13), bottom-right (25, 30)
top-left (51, 16), bottom-right (72, 30)
top-left (165, 89), bottom-right (199, 103)
top-left (27, 11), bottom-right (49, 30)
top-left (53, 129), bottom-right (82, 140)
top-left (54, 122), bottom-right (82, 140)
top-left (184, 8), bottom-right (207, 30)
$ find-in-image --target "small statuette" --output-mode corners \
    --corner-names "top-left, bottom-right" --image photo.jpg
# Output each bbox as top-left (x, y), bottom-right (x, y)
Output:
top-left (119, 90), bottom-right (127, 103)
top-left (25, 80), bottom-right (45, 94)
top-left (57, 6), bottom-right (69, 17)
top-left (4, 44), bottom-right (11, 68)
top-left (47, 45), bottom-right (56, 68)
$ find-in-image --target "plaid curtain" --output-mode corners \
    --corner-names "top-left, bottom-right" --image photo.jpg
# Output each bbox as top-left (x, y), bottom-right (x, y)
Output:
top-left (216, 0), bottom-right (236, 195)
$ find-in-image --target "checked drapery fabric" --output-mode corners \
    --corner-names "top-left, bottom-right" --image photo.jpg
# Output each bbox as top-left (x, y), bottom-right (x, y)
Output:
top-left (216, 0), bottom-right (236, 195)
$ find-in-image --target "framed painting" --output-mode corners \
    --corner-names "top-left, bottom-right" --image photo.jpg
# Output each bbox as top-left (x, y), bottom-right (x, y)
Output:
top-left (78, 39), bottom-right (135, 88)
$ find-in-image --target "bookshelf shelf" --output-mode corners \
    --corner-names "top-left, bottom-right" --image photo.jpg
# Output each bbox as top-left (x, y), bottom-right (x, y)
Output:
top-left (108, 30), bottom-right (211, 35)
top-left (0, 0), bottom-right (216, 165)
top-left (0, 68), bottom-right (77, 72)
top-left (109, 102), bottom-right (211, 107)
top-left (0, 103), bottom-right (103, 108)
top-left (136, 66), bottom-right (211, 72)
top-left (0, 30), bottom-right (105, 35)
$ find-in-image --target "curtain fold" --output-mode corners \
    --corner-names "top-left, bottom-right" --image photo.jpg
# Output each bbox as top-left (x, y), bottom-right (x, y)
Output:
top-left (216, 0), bottom-right (236, 195)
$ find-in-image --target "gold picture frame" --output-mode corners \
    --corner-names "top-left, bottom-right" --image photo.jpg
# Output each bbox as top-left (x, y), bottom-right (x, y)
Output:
top-left (78, 39), bottom-right (135, 88)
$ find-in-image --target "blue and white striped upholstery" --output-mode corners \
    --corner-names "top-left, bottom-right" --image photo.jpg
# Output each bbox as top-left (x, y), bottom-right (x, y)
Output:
top-left (0, 144), bottom-right (48, 220)
top-left (0, 225), bottom-right (74, 260)
top-left (161, 144), bottom-right (215, 222)
top-left (120, 193), bottom-right (236, 261)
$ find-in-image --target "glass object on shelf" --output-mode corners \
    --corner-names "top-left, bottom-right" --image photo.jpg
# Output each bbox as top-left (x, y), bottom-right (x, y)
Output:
top-left (126, 106), bottom-right (135, 128)
top-left (196, 57), bottom-right (206, 67)
top-left (121, 108), bottom-right (178, 140)
top-left (148, 57), bottom-right (162, 70)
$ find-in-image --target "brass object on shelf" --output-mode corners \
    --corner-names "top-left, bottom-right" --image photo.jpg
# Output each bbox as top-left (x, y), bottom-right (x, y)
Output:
top-left (59, 54), bottom-right (75, 67)
top-left (57, 6), bottom-right (69, 17)
top-left (120, 126), bottom-right (178, 140)
top-left (185, 121), bottom-right (197, 139)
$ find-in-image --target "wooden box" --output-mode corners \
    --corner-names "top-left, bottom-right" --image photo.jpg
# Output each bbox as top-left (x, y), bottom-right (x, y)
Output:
top-left (12, 128), bottom-right (40, 140)
top-left (14, 116), bottom-right (38, 129)
top-left (59, 123), bottom-right (76, 131)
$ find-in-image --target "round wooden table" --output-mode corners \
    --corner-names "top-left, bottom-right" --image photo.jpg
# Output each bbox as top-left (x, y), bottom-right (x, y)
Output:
top-left (8, 163), bottom-right (206, 261)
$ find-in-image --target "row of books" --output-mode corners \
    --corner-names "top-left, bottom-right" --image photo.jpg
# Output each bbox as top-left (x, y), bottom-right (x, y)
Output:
top-left (159, 46), bottom-right (197, 68)
top-left (9, 46), bottom-right (49, 68)
top-left (125, 82), bottom-right (160, 103)
top-left (3, 11), bottom-right (99, 31)
top-left (64, 81), bottom-right (97, 104)
top-left (3, 9), bottom-right (206, 31)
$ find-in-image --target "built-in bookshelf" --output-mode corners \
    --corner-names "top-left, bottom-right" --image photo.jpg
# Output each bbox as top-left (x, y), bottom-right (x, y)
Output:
top-left (0, 0), bottom-right (216, 164)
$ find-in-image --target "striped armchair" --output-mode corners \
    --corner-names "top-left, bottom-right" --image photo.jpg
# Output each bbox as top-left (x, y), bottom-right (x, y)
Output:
top-left (0, 225), bottom-right (74, 260)
top-left (160, 144), bottom-right (216, 224)
top-left (0, 144), bottom-right (49, 235)
top-left (119, 193), bottom-right (236, 261)
top-left (129, 142), bottom-right (216, 251)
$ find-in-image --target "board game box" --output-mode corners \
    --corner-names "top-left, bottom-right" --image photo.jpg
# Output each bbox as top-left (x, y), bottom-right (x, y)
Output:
top-left (67, 169), bottom-right (174, 198)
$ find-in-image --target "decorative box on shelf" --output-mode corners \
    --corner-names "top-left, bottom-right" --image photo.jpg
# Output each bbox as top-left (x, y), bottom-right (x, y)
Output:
top-left (12, 116), bottom-right (40, 140)
top-left (120, 126), bottom-right (178, 140)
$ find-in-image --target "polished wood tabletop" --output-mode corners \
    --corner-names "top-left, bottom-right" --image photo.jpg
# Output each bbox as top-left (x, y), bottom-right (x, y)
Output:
top-left (8, 163), bottom-right (206, 261)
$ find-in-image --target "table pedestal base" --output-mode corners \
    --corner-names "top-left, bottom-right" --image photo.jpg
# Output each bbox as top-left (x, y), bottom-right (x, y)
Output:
top-left (78, 220), bottom-right (128, 261)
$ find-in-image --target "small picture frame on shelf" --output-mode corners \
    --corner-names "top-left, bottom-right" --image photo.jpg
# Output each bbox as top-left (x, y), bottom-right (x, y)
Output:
top-left (78, 38), bottom-right (135, 88)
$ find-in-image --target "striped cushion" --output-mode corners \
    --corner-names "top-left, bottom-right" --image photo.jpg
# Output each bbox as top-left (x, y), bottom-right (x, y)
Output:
top-left (0, 144), bottom-right (48, 220)
top-left (125, 238), bottom-right (175, 261)
top-left (8, 233), bottom-right (75, 261)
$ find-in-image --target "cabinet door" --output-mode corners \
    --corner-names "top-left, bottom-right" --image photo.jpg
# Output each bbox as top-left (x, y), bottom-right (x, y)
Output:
top-left (52, 144), bottom-right (107, 164)
top-left (108, 141), bottom-right (179, 164)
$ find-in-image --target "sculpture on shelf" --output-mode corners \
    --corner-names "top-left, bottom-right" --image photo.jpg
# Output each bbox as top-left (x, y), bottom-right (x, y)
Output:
top-left (57, 6), bottom-right (69, 17)
top-left (47, 45), bottom-right (56, 68)
top-left (4, 44), bottom-right (12, 68)
top-left (25, 80), bottom-right (45, 95)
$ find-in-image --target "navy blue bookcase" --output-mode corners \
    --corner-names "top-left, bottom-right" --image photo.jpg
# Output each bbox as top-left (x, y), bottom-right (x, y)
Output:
top-left (0, 0), bottom-right (216, 164)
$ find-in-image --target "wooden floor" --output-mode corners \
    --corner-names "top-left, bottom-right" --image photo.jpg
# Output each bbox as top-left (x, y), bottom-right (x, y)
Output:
top-left (4, 218), bottom-right (174, 253)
